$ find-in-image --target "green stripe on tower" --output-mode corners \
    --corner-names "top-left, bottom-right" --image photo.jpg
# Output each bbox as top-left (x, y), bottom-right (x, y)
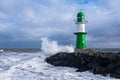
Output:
top-left (75, 32), bottom-right (87, 48)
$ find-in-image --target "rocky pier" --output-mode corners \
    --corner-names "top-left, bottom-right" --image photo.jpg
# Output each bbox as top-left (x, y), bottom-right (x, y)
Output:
top-left (45, 52), bottom-right (120, 78)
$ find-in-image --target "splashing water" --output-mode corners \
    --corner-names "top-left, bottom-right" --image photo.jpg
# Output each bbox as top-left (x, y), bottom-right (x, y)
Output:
top-left (0, 38), bottom-right (117, 80)
top-left (41, 38), bottom-right (74, 56)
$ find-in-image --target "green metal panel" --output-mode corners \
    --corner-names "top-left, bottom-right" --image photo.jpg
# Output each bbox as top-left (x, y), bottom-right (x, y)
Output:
top-left (77, 12), bottom-right (85, 23)
top-left (74, 32), bottom-right (87, 48)
top-left (77, 12), bottom-right (85, 17)
top-left (77, 16), bottom-right (85, 23)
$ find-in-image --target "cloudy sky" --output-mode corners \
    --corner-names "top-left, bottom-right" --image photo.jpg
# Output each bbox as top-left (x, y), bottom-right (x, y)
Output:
top-left (0, 0), bottom-right (120, 48)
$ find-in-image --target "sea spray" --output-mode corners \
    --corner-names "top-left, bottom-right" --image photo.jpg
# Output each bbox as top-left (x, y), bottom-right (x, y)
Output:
top-left (41, 38), bottom-right (74, 56)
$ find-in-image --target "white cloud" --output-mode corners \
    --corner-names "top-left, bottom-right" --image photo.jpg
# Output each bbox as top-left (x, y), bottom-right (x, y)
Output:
top-left (0, 0), bottom-right (119, 47)
top-left (0, 23), bottom-right (11, 31)
top-left (0, 12), bottom-right (8, 19)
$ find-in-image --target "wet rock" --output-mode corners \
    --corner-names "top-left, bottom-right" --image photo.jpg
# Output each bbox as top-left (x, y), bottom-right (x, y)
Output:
top-left (45, 52), bottom-right (120, 79)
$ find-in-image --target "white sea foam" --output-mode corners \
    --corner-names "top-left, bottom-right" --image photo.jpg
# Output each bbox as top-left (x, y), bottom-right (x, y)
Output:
top-left (0, 49), bottom-right (4, 53)
top-left (41, 37), bottom-right (74, 56)
top-left (0, 52), bottom-right (116, 80)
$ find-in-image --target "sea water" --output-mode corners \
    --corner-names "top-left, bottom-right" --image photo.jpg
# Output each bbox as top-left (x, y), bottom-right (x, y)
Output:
top-left (0, 38), bottom-right (119, 80)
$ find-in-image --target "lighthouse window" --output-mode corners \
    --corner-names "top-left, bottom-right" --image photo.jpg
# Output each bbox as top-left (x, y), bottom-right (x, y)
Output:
top-left (78, 17), bottom-right (82, 18)
top-left (78, 16), bottom-right (84, 18)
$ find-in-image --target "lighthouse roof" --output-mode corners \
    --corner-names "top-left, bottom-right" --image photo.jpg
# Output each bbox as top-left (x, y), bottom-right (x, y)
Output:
top-left (77, 12), bottom-right (85, 17)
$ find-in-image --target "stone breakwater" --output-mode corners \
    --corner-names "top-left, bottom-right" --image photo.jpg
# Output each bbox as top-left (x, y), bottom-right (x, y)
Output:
top-left (45, 52), bottom-right (120, 78)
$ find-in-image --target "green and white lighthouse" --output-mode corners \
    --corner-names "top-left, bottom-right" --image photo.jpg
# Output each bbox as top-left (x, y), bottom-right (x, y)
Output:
top-left (74, 12), bottom-right (87, 49)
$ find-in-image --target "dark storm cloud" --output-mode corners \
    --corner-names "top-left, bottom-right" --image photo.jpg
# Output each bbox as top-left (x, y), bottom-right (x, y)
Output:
top-left (0, 33), bottom-right (13, 41)
top-left (0, 41), bottom-right (40, 48)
